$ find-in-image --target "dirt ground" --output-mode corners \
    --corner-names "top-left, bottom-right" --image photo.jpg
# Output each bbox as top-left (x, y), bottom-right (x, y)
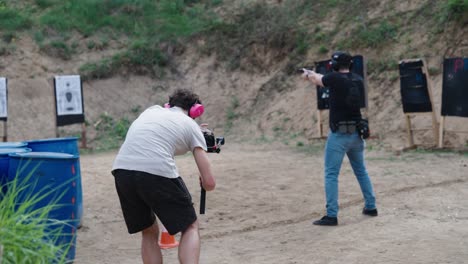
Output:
top-left (74, 141), bottom-right (468, 264)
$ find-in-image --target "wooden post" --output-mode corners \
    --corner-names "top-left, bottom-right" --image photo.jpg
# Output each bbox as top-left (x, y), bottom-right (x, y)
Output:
top-left (430, 112), bottom-right (439, 146)
top-left (405, 114), bottom-right (414, 148)
top-left (438, 115), bottom-right (445, 148)
top-left (421, 59), bottom-right (439, 145)
top-left (2, 121), bottom-right (6, 142)
top-left (317, 110), bottom-right (323, 138)
top-left (51, 77), bottom-right (59, 138)
top-left (362, 55), bottom-right (369, 109)
top-left (81, 122), bottom-right (87, 149)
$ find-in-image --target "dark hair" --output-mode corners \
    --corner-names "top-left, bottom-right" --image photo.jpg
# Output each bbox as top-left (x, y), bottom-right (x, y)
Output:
top-left (168, 89), bottom-right (201, 112)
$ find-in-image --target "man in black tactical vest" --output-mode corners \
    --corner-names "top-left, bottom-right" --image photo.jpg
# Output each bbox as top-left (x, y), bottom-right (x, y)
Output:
top-left (303, 51), bottom-right (377, 226)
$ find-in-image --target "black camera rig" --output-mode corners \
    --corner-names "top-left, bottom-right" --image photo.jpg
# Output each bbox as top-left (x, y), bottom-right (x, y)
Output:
top-left (203, 131), bottom-right (225, 153)
top-left (201, 124), bottom-right (225, 153)
top-left (200, 126), bottom-right (225, 214)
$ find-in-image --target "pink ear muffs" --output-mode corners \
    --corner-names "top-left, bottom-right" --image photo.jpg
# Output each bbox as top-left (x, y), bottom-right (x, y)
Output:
top-left (189, 103), bottom-right (204, 119)
top-left (164, 103), bottom-right (204, 119)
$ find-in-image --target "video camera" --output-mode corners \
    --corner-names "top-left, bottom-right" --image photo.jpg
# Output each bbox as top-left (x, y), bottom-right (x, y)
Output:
top-left (201, 125), bottom-right (225, 153)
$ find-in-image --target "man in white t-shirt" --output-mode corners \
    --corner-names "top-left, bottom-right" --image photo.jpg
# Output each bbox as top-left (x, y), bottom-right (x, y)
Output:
top-left (112, 89), bottom-right (215, 264)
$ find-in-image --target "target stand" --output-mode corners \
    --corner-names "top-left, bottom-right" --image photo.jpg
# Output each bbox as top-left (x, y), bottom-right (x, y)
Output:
top-left (399, 59), bottom-right (439, 148)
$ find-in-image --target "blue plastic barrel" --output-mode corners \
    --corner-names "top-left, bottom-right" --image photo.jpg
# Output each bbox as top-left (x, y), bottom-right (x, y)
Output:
top-left (0, 141), bottom-right (27, 148)
top-left (26, 137), bottom-right (79, 155)
top-left (0, 147), bottom-right (31, 196)
top-left (8, 152), bottom-right (79, 262)
top-left (26, 137), bottom-right (83, 226)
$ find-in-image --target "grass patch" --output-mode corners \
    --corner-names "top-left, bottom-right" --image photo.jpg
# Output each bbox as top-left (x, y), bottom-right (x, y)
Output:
top-left (224, 96), bottom-right (240, 133)
top-left (295, 141), bottom-right (325, 155)
top-left (345, 20), bottom-right (399, 48)
top-left (202, 0), bottom-right (309, 70)
top-left (0, 42), bottom-right (15, 56)
top-left (0, 0), bottom-right (219, 78)
top-left (432, 0), bottom-right (468, 33)
top-left (79, 58), bottom-right (117, 80)
top-left (1, 162), bottom-right (74, 263)
top-left (254, 134), bottom-right (273, 144)
top-left (92, 112), bottom-right (132, 151)
top-left (0, 7), bottom-right (32, 31)
top-left (38, 0), bottom-right (217, 38)
top-left (367, 58), bottom-right (399, 75)
top-left (428, 67), bottom-right (441, 76)
top-left (80, 40), bottom-right (170, 80)
top-left (405, 147), bottom-right (466, 156)
top-left (0, 0), bottom-right (464, 80)
top-left (318, 45), bottom-right (328, 54)
top-left (39, 40), bottom-right (74, 60)
top-left (443, 0), bottom-right (468, 21)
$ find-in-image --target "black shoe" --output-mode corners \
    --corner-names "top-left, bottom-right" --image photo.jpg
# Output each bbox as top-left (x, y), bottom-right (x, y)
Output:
top-left (313, 216), bottom-right (338, 226)
top-left (362, 208), bottom-right (378, 216)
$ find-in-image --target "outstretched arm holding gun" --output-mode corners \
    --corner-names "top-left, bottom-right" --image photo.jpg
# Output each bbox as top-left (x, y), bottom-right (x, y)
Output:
top-left (300, 68), bottom-right (325, 87)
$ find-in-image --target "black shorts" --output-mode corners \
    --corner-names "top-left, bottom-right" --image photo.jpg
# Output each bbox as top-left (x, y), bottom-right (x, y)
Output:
top-left (112, 169), bottom-right (197, 235)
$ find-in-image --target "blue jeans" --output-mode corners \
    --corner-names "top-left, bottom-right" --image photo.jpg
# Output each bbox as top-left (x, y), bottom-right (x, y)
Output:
top-left (324, 131), bottom-right (376, 217)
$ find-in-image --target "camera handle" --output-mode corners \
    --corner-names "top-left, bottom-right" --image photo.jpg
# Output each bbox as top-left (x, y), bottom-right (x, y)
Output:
top-left (200, 187), bottom-right (206, 214)
top-left (199, 132), bottom-right (225, 215)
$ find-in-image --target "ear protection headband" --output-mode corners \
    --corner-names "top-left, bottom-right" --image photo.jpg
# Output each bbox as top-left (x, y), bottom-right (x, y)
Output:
top-left (330, 58), bottom-right (340, 71)
top-left (164, 102), bottom-right (205, 119)
top-left (330, 51), bottom-right (353, 71)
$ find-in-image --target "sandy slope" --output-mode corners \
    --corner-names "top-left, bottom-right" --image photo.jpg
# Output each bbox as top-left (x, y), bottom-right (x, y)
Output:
top-left (2, 11), bottom-right (468, 150)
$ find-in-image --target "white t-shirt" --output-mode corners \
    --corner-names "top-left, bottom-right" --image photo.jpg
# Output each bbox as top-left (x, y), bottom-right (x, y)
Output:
top-left (112, 105), bottom-right (207, 178)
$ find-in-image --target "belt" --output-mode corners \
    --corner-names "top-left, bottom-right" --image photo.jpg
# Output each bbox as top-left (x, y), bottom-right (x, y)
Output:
top-left (331, 121), bottom-right (357, 134)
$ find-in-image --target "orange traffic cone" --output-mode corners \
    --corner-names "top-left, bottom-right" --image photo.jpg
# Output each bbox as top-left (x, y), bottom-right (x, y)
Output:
top-left (158, 225), bottom-right (179, 249)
